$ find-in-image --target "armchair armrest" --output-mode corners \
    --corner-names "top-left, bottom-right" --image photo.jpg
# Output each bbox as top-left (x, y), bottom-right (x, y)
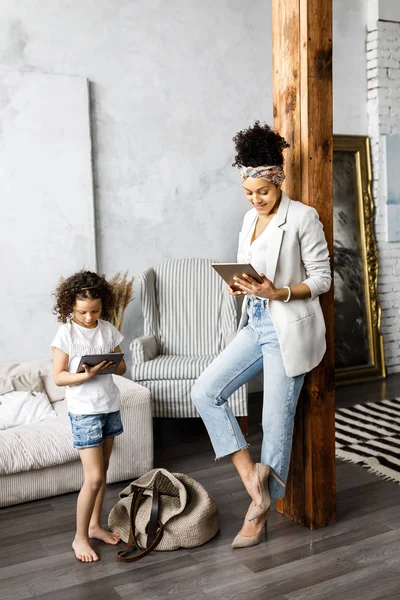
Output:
top-left (130, 335), bottom-right (159, 364)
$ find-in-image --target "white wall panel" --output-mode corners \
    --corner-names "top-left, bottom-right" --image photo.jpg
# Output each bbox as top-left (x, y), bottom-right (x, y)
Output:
top-left (0, 70), bottom-right (96, 362)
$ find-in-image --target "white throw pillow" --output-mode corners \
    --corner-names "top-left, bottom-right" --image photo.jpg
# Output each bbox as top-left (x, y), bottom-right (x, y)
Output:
top-left (0, 390), bottom-right (56, 430)
top-left (40, 374), bottom-right (66, 403)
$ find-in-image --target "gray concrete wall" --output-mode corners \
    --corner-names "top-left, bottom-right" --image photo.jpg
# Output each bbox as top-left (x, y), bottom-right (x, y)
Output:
top-left (0, 0), bottom-right (369, 368)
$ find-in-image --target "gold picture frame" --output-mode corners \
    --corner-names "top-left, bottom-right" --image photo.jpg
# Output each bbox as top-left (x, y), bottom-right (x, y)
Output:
top-left (334, 135), bottom-right (386, 385)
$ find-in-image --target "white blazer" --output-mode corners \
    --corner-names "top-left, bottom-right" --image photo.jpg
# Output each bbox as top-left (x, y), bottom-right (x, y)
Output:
top-left (237, 192), bottom-right (331, 378)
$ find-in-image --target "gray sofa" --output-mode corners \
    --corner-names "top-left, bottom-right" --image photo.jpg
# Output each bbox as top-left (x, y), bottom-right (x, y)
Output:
top-left (0, 359), bottom-right (154, 507)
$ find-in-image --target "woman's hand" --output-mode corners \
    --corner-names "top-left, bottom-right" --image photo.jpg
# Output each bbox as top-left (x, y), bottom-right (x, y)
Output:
top-left (82, 360), bottom-right (115, 380)
top-left (232, 273), bottom-right (277, 299)
top-left (227, 283), bottom-right (246, 297)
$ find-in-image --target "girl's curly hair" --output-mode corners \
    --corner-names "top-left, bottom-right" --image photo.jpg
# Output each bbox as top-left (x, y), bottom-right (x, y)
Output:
top-left (52, 271), bottom-right (115, 323)
top-left (232, 120), bottom-right (290, 168)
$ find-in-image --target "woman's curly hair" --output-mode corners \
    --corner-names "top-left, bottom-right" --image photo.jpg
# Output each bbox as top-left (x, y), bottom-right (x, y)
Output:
top-left (52, 270), bottom-right (116, 323)
top-left (232, 120), bottom-right (289, 168)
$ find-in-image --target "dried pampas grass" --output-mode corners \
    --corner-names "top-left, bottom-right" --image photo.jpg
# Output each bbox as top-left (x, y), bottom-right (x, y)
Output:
top-left (108, 271), bottom-right (134, 331)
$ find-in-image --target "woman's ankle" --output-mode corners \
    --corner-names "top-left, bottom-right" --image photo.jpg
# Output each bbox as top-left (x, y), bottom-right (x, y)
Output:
top-left (240, 462), bottom-right (257, 486)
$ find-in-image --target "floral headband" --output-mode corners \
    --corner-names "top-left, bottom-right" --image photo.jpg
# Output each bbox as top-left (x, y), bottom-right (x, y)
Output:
top-left (239, 165), bottom-right (285, 186)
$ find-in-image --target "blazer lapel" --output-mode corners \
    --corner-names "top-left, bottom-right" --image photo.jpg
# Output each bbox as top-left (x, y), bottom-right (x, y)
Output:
top-left (266, 193), bottom-right (290, 283)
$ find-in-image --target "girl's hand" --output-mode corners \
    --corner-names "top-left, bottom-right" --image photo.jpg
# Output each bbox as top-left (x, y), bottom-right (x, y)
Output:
top-left (232, 273), bottom-right (277, 299)
top-left (82, 360), bottom-right (115, 380)
top-left (227, 283), bottom-right (246, 297)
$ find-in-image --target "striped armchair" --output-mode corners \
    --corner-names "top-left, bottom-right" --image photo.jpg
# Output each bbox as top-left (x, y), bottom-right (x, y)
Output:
top-left (130, 258), bottom-right (248, 425)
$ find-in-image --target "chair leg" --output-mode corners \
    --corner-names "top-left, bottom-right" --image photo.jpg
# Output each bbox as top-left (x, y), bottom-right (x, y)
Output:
top-left (238, 416), bottom-right (248, 437)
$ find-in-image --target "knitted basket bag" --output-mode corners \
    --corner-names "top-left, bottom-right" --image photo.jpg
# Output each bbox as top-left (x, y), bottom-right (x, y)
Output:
top-left (108, 468), bottom-right (220, 562)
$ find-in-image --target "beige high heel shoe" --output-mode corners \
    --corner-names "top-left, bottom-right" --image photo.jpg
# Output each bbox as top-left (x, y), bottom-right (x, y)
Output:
top-left (247, 463), bottom-right (285, 522)
top-left (231, 508), bottom-right (270, 549)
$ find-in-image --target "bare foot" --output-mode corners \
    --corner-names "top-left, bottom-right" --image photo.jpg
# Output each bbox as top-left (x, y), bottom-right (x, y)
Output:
top-left (72, 537), bottom-right (99, 562)
top-left (88, 525), bottom-right (121, 545)
top-left (239, 501), bottom-right (269, 538)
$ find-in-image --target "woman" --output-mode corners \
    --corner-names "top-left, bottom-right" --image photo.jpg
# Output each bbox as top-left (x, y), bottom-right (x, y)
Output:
top-left (191, 121), bottom-right (331, 548)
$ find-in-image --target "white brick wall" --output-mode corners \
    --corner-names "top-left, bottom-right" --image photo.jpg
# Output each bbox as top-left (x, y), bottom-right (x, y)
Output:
top-left (367, 20), bottom-right (400, 373)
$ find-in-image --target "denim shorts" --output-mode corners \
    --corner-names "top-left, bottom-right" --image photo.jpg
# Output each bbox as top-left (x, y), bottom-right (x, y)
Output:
top-left (68, 410), bottom-right (123, 449)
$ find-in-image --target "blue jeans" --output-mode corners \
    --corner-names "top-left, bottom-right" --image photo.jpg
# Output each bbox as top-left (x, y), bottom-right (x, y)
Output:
top-left (191, 297), bottom-right (305, 499)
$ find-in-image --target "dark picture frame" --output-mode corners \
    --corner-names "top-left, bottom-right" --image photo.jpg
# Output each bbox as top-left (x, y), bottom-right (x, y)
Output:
top-left (334, 135), bottom-right (386, 385)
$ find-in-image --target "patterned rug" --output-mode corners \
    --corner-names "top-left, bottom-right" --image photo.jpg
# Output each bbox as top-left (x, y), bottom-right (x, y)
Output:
top-left (335, 398), bottom-right (400, 484)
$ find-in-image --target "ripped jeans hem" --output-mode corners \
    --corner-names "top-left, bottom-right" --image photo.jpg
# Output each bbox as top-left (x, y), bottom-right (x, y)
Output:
top-left (214, 442), bottom-right (251, 462)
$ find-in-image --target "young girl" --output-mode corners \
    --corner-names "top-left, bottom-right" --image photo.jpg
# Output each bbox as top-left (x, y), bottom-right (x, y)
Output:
top-left (51, 270), bottom-right (127, 563)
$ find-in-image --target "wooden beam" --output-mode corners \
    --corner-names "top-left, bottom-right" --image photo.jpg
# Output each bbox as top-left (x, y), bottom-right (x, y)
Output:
top-left (272, 0), bottom-right (301, 202)
top-left (272, 0), bottom-right (336, 529)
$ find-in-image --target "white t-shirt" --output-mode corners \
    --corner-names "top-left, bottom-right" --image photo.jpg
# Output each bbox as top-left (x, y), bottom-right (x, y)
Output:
top-left (51, 319), bottom-right (124, 415)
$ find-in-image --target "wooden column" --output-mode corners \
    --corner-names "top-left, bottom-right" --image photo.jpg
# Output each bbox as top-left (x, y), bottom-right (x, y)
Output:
top-left (272, 0), bottom-right (336, 529)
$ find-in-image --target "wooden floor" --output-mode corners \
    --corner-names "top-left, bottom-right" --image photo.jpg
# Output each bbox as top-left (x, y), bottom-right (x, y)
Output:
top-left (1, 376), bottom-right (400, 600)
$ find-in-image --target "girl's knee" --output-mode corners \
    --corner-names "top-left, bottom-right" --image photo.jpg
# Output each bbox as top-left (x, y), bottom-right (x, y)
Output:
top-left (84, 474), bottom-right (104, 493)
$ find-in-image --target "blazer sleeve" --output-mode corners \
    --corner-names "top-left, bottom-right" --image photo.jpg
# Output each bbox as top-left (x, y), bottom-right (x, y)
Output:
top-left (299, 207), bottom-right (332, 299)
